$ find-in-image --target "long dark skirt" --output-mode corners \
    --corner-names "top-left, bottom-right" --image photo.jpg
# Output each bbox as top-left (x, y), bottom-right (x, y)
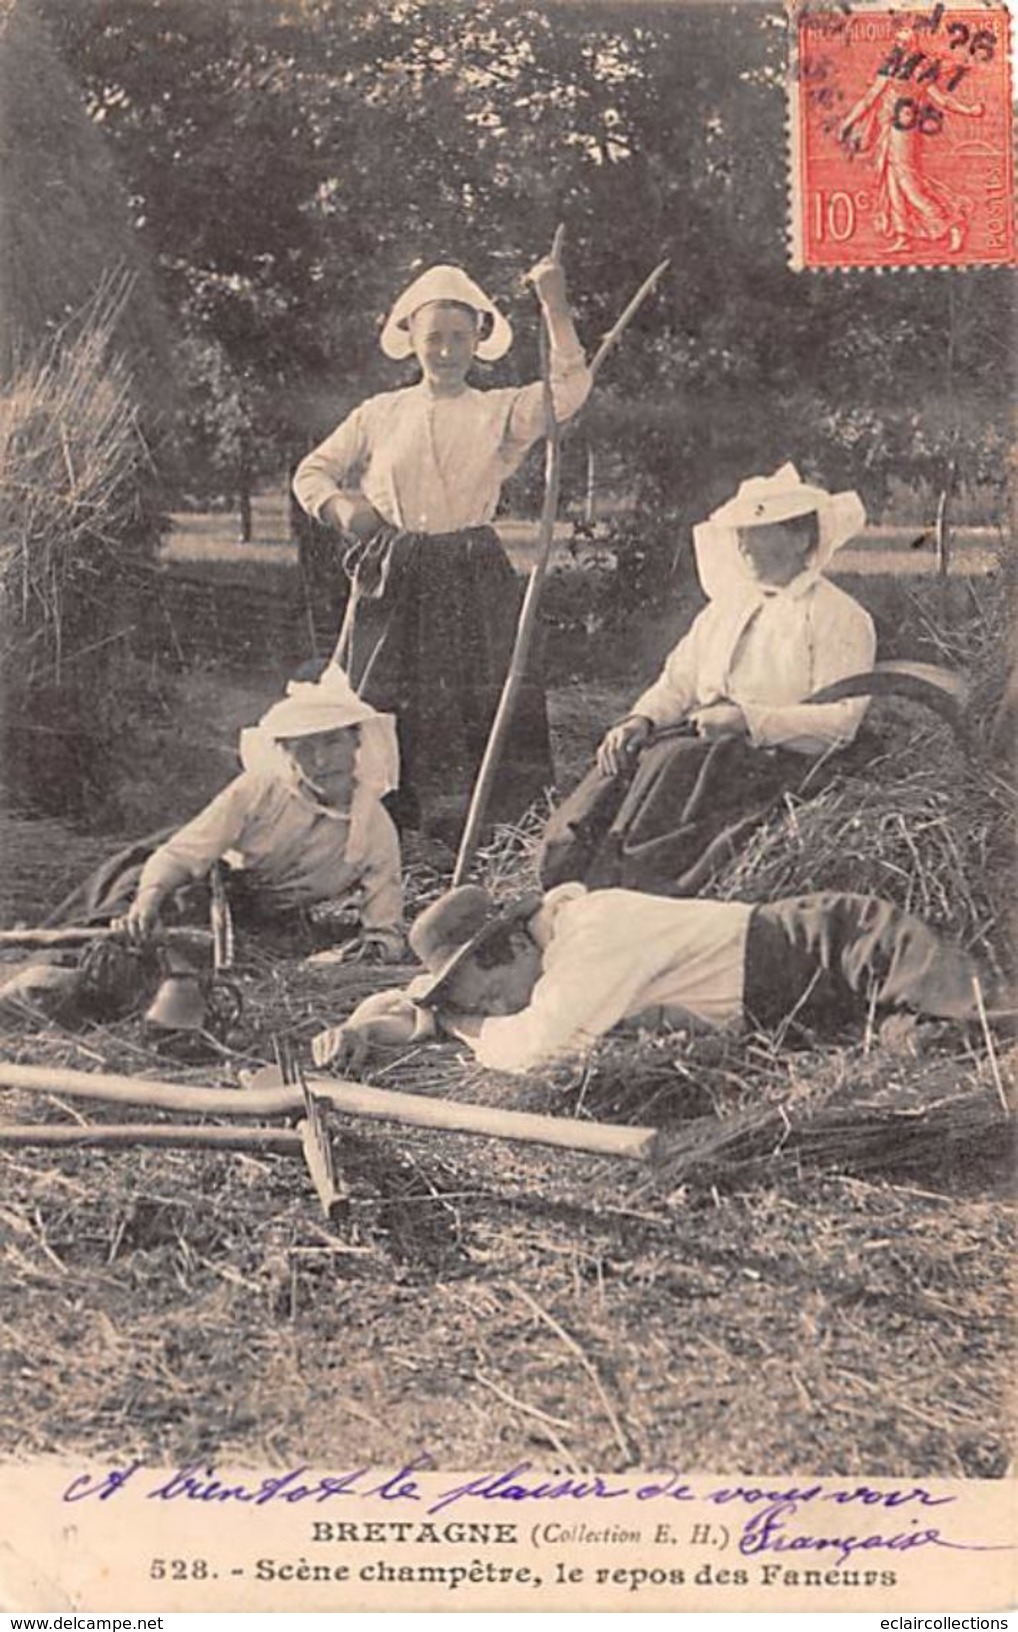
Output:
top-left (539, 734), bottom-right (857, 897)
top-left (334, 525), bottom-right (553, 836)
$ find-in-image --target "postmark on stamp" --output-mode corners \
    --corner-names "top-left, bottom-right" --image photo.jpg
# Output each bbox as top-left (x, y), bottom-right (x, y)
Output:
top-left (789, 1), bottom-right (1014, 269)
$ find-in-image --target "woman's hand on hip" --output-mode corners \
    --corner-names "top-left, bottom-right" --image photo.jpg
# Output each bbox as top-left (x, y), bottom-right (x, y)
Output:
top-left (321, 492), bottom-right (384, 542)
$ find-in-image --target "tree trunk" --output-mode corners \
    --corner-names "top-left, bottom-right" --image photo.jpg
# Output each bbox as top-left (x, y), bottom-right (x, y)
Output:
top-left (238, 428), bottom-right (253, 543)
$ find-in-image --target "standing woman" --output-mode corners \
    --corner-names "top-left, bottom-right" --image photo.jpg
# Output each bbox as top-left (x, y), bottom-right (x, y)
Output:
top-left (292, 256), bottom-right (591, 839)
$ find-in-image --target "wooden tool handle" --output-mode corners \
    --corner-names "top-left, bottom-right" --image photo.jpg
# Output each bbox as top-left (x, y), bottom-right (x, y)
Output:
top-left (0, 1062), bottom-right (659, 1162)
top-left (0, 1123), bottom-right (302, 1152)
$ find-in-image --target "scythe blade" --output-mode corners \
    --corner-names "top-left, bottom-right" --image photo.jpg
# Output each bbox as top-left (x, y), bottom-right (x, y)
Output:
top-left (806, 660), bottom-right (970, 735)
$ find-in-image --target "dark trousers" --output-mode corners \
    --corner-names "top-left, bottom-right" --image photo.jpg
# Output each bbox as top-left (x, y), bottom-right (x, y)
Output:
top-left (743, 892), bottom-right (994, 1031)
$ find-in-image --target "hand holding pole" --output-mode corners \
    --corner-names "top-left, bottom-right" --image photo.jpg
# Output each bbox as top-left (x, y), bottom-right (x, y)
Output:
top-left (452, 238), bottom-right (670, 885)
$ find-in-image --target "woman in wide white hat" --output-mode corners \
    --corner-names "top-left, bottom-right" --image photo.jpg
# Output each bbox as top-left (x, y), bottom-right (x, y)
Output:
top-left (293, 255), bottom-right (591, 841)
top-left (539, 463), bottom-right (877, 895)
top-left (43, 665), bottom-right (406, 973)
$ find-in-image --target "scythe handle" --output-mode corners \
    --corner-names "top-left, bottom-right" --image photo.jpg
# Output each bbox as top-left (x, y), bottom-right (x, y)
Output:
top-left (0, 925), bottom-right (214, 952)
top-left (452, 245), bottom-right (670, 885)
top-left (452, 225), bottom-right (567, 884)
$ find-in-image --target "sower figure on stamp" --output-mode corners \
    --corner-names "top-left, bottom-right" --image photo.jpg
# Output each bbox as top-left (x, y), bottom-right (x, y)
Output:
top-left (311, 882), bottom-right (1015, 1078)
top-left (538, 464), bottom-right (876, 896)
top-left (292, 255), bottom-right (592, 842)
top-left (839, 24), bottom-right (985, 256)
top-left (0, 668), bottom-right (405, 1028)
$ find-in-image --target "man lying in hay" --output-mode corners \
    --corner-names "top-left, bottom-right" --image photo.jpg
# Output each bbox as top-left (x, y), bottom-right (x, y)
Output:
top-left (311, 881), bottom-right (1014, 1077)
top-left (539, 464), bottom-right (877, 896)
top-left (0, 668), bottom-right (405, 1030)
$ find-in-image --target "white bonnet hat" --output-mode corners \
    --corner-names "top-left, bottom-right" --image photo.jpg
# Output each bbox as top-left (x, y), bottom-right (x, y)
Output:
top-left (239, 665), bottom-right (399, 804)
top-left (380, 265), bottom-right (513, 362)
top-left (693, 462), bottom-right (866, 600)
top-left (254, 663), bottom-right (377, 742)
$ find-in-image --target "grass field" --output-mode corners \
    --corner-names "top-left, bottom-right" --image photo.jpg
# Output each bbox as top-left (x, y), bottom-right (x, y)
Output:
top-left (164, 491), bottom-right (1002, 579)
top-left (0, 498), bottom-right (1013, 1481)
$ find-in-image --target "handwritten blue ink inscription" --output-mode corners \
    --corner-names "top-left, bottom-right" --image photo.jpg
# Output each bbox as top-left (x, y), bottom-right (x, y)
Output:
top-left (59, 1458), bottom-right (1010, 1563)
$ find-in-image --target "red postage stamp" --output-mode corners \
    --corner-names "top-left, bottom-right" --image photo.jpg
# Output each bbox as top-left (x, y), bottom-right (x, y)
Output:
top-left (789, 1), bottom-right (1014, 269)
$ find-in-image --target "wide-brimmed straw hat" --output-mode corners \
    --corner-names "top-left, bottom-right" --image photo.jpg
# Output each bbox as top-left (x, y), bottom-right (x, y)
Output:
top-left (239, 664), bottom-right (400, 806)
top-left (693, 462), bottom-right (866, 599)
top-left (409, 885), bottom-right (540, 1008)
top-left (257, 664), bottom-right (379, 741)
top-left (380, 265), bottom-right (513, 362)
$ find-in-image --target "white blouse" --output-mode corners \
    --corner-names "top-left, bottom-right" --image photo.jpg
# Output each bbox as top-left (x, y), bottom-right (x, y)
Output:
top-left (631, 572), bottom-right (877, 756)
top-left (469, 883), bottom-right (752, 1075)
top-left (136, 771), bottom-right (403, 932)
top-left (293, 344), bottom-right (591, 536)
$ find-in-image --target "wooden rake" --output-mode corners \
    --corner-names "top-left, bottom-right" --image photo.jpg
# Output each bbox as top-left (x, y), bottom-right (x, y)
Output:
top-left (275, 1035), bottom-right (348, 1223)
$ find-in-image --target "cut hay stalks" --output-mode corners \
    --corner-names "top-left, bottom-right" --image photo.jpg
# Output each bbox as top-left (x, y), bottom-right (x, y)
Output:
top-left (652, 1085), bottom-right (1014, 1194)
top-left (710, 751), bottom-right (1007, 963)
top-left (509, 1277), bottom-right (634, 1463)
top-left (0, 1061), bottom-right (659, 1162)
top-left (970, 974), bottom-right (1008, 1115)
top-left (0, 274), bottom-right (148, 655)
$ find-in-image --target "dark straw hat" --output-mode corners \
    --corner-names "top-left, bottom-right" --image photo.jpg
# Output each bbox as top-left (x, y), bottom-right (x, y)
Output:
top-left (409, 885), bottom-right (539, 1008)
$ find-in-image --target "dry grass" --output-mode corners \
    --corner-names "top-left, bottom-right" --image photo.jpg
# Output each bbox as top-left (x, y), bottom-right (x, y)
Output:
top-left (0, 576), bottom-right (1013, 1476)
top-left (0, 279), bottom-right (163, 815)
top-left (0, 277), bottom-right (150, 656)
top-left (0, 876), bottom-right (1013, 1476)
top-left (709, 732), bottom-right (1008, 959)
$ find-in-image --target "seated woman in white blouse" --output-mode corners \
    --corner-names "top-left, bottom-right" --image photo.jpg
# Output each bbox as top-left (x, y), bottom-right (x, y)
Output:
top-left (293, 256), bottom-right (591, 840)
top-left (539, 464), bottom-right (877, 896)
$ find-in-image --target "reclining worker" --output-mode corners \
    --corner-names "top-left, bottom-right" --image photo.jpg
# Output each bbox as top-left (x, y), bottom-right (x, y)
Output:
top-left (1, 668), bottom-right (405, 1028)
top-left (114, 665), bottom-right (406, 961)
top-left (311, 881), bottom-right (1012, 1078)
top-left (539, 463), bottom-right (876, 895)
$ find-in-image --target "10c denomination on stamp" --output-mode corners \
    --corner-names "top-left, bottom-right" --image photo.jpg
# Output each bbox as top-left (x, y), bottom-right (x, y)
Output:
top-left (789, 1), bottom-right (1014, 269)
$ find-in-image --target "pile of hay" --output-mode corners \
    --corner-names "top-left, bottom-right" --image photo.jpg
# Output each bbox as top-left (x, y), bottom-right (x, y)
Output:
top-left (707, 578), bottom-right (1015, 969)
top-left (0, 0), bottom-right (173, 399)
top-left (710, 734), bottom-right (1006, 956)
top-left (0, 283), bottom-right (162, 814)
top-left (0, 0), bottom-right (175, 818)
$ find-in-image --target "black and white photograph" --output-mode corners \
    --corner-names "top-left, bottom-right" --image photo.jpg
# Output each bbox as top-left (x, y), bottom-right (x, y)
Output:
top-left (0, 0), bottom-right (1014, 1613)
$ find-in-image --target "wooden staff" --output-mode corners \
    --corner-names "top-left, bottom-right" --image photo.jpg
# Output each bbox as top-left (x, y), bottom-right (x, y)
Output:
top-left (0, 925), bottom-right (212, 952)
top-left (0, 1061), bottom-right (659, 1162)
top-left (452, 243), bottom-right (670, 884)
top-left (0, 1123), bottom-right (302, 1152)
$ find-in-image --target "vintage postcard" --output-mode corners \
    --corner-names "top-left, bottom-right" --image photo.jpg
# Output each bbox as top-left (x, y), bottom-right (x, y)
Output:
top-left (0, 0), bottom-right (1014, 1616)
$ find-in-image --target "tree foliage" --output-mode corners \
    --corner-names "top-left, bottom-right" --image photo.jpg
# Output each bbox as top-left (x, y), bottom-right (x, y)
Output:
top-left (39, 0), bottom-right (1012, 519)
